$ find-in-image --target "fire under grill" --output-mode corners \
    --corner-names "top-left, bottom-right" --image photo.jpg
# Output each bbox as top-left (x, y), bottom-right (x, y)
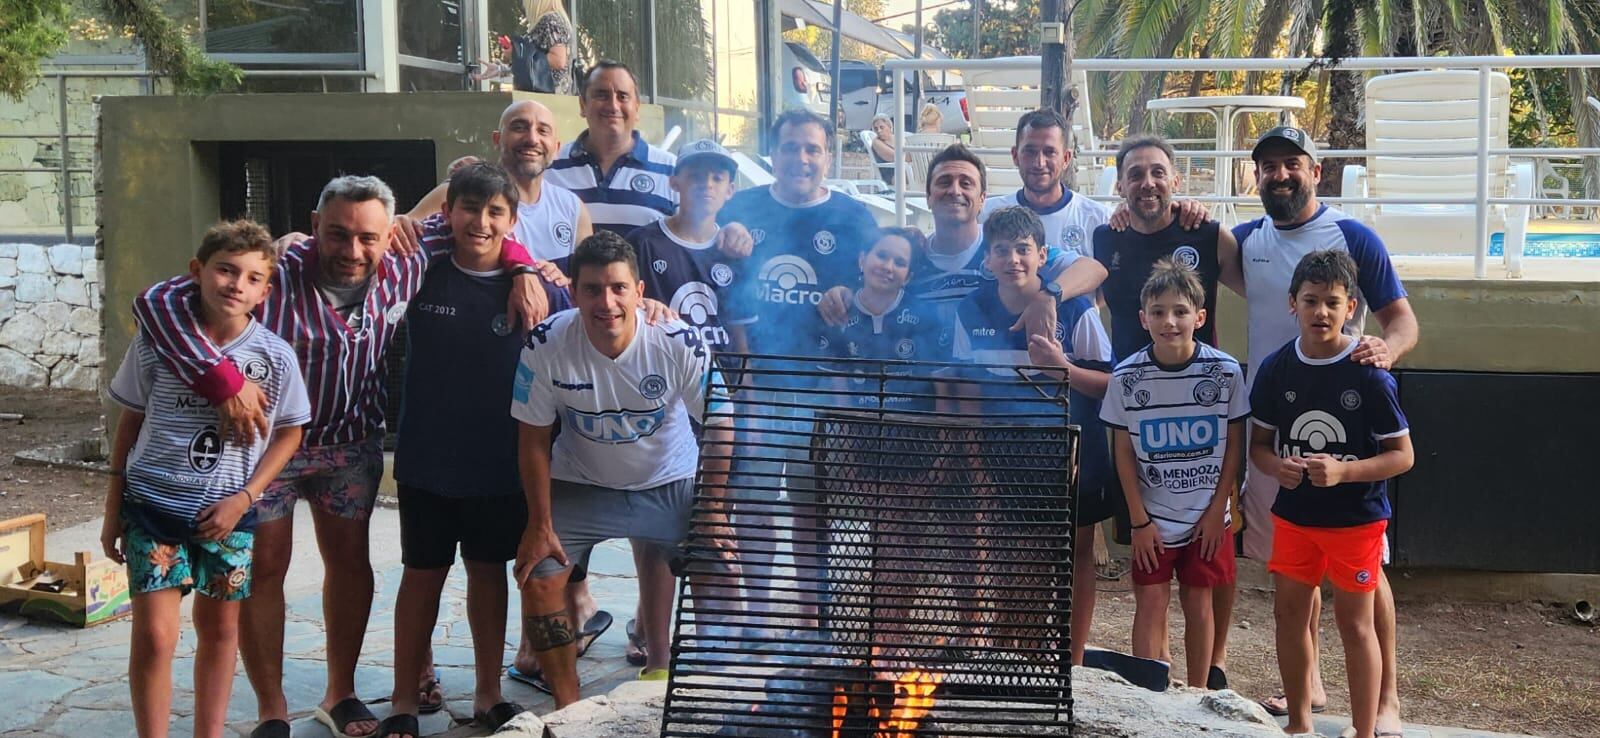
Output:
top-left (663, 355), bottom-right (1082, 737)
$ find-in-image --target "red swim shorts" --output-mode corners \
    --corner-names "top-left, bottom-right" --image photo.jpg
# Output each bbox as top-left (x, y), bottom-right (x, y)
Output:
top-left (1268, 516), bottom-right (1387, 594)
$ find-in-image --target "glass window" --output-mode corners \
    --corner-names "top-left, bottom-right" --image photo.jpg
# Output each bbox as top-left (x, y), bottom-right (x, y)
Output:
top-left (205, 0), bottom-right (360, 55)
top-left (651, 0), bottom-right (712, 105)
top-left (713, 0), bottom-right (759, 116)
top-left (574, 0), bottom-right (651, 98)
top-left (399, 66), bottom-right (468, 92)
top-left (399, 0), bottom-right (465, 63)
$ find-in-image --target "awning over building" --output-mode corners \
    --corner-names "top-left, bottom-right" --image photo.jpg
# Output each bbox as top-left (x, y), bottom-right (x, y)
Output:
top-left (778, 0), bottom-right (920, 59)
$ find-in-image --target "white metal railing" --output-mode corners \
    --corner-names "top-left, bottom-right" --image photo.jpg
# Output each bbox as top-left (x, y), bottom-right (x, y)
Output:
top-left (886, 54), bottom-right (1600, 278)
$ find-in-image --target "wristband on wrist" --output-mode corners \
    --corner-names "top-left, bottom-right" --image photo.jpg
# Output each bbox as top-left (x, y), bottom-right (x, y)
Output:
top-left (510, 263), bottom-right (539, 276)
top-left (1130, 519), bottom-right (1154, 530)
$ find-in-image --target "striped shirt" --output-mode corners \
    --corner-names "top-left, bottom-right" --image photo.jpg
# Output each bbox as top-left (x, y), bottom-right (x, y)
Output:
top-left (109, 327), bottom-right (311, 535)
top-left (131, 216), bottom-right (535, 448)
top-left (545, 130), bottom-right (677, 235)
top-left (1099, 344), bottom-right (1249, 545)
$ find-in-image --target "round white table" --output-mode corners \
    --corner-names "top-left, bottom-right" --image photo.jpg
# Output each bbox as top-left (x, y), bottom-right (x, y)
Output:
top-left (1146, 95), bottom-right (1307, 218)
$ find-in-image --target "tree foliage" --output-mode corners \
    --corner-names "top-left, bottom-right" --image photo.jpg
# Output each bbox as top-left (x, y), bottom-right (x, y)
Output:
top-left (1, 0), bottom-right (71, 101)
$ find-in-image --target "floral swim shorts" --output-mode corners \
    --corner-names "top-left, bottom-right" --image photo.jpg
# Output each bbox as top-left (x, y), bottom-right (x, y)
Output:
top-left (123, 517), bottom-right (254, 600)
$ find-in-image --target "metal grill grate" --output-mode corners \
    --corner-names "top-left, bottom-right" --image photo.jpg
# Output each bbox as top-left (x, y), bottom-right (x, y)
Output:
top-left (663, 355), bottom-right (1081, 738)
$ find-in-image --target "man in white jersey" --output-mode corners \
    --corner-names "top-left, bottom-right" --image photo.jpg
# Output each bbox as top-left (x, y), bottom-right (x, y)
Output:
top-left (510, 231), bottom-right (735, 708)
top-left (1227, 126), bottom-right (1419, 729)
top-left (405, 101), bottom-right (593, 263)
top-left (980, 109), bottom-right (1208, 260)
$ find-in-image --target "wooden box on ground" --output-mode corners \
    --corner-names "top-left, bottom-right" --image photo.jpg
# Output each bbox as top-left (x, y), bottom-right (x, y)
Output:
top-left (0, 514), bottom-right (131, 627)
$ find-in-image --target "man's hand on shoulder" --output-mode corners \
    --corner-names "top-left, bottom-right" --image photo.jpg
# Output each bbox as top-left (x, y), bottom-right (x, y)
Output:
top-left (508, 273), bottom-right (552, 330)
top-left (642, 298), bottom-right (678, 325)
top-left (1011, 291), bottom-right (1059, 341)
top-left (390, 214), bottom-right (424, 256)
top-left (1350, 334), bottom-right (1392, 369)
top-left (219, 381), bottom-right (270, 445)
top-left (1174, 198), bottom-right (1211, 230)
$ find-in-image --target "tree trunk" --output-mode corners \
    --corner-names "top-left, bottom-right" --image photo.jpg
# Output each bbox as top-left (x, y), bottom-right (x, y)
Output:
top-left (1319, 0), bottom-right (1363, 197)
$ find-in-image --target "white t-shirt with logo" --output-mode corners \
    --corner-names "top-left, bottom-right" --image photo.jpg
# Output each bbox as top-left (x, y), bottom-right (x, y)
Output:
top-left (1099, 343), bottom-right (1250, 545)
top-left (509, 308), bottom-right (730, 490)
top-left (981, 188), bottom-right (1114, 260)
top-left (514, 183), bottom-right (585, 263)
top-left (108, 324), bottom-right (311, 525)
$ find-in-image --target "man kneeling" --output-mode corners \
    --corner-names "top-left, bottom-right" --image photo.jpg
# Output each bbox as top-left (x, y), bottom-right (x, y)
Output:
top-left (510, 231), bottom-right (737, 707)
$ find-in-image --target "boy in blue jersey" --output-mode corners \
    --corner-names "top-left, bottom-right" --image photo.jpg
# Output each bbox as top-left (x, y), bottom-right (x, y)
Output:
top-left (1100, 260), bottom-right (1248, 690)
top-left (101, 221), bottom-right (310, 738)
top-left (816, 227), bottom-right (951, 413)
top-left (1248, 250), bottom-right (1413, 738)
top-left (951, 206), bottom-right (1115, 667)
top-left (381, 164), bottom-right (571, 737)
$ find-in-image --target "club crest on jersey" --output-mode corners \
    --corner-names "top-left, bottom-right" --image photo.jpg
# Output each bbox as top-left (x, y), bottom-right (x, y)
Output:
top-left (1145, 464), bottom-right (1163, 488)
top-left (895, 338), bottom-right (915, 359)
top-left (1284, 390), bottom-right (1297, 403)
top-left (491, 313), bottom-right (512, 337)
top-left (1341, 389), bottom-right (1363, 410)
top-left (1173, 245), bottom-right (1200, 269)
top-left (1120, 373), bottom-right (1140, 397)
top-left (813, 230), bottom-right (837, 255)
top-left (751, 228), bottom-right (766, 244)
top-left (630, 174), bottom-right (655, 193)
top-left (554, 222), bottom-right (574, 246)
top-left (565, 406), bottom-right (667, 444)
top-left (188, 426), bottom-right (222, 474)
top-left (653, 259), bottom-right (668, 274)
top-left (385, 302), bottom-right (408, 325)
top-left (710, 263), bottom-right (735, 287)
top-left (1135, 389), bottom-right (1151, 407)
top-left (846, 313), bottom-right (861, 328)
top-left (242, 358), bottom-right (270, 382)
top-left (1193, 379), bottom-right (1221, 407)
top-left (818, 335), bottom-right (830, 350)
top-left (638, 374), bottom-right (668, 400)
top-left (1062, 225), bottom-right (1086, 251)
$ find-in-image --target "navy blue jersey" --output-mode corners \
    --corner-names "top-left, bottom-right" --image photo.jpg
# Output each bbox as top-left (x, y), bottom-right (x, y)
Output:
top-left (394, 259), bottom-right (571, 497)
top-left (720, 188), bottom-right (877, 382)
top-left (815, 292), bottom-right (951, 413)
top-left (952, 283), bottom-right (1115, 495)
top-left (906, 232), bottom-right (1073, 329)
top-left (1094, 220), bottom-right (1222, 363)
top-left (627, 220), bottom-right (738, 356)
top-left (1248, 337), bottom-right (1409, 527)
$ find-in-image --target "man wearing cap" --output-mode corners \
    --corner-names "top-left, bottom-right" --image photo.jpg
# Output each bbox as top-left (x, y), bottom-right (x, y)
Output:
top-left (1230, 125), bottom-right (1419, 732)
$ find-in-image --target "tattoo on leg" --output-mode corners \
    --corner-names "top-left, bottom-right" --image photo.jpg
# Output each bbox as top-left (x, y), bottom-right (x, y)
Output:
top-left (524, 609), bottom-right (576, 651)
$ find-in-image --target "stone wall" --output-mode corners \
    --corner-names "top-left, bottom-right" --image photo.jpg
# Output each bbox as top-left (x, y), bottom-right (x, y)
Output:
top-left (0, 72), bottom-right (141, 231)
top-left (0, 243), bottom-right (101, 390)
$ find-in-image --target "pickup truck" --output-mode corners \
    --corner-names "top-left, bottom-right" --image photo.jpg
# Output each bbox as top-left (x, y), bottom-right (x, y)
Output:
top-left (838, 59), bottom-right (968, 135)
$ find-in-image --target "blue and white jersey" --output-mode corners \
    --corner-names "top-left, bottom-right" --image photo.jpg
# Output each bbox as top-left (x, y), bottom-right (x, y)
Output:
top-left (546, 131), bottom-right (676, 236)
top-left (1248, 337), bottom-right (1409, 528)
top-left (1232, 205), bottom-right (1408, 381)
top-left (109, 325), bottom-right (311, 537)
top-left (952, 285), bottom-right (1114, 493)
top-left (981, 188), bottom-right (1114, 260)
top-left (1100, 344), bottom-right (1249, 545)
top-left (908, 230), bottom-right (1074, 329)
top-left (510, 308), bottom-right (730, 490)
top-left (720, 187), bottom-right (878, 360)
top-left (628, 220), bottom-right (737, 356)
top-left (395, 259), bottom-right (571, 498)
top-left (815, 291), bottom-right (950, 413)
top-left (513, 183), bottom-right (585, 263)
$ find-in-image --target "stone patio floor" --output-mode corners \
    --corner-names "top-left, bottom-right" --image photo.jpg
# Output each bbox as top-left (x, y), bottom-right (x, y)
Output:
top-left (1, 505), bottom-right (1540, 738)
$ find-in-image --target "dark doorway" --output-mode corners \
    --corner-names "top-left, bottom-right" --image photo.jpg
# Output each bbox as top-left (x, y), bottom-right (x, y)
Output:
top-left (217, 140), bottom-right (438, 237)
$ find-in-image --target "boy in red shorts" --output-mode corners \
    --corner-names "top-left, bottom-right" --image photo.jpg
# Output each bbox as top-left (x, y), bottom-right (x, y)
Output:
top-left (1100, 259), bottom-right (1248, 689)
top-left (1248, 249), bottom-right (1414, 738)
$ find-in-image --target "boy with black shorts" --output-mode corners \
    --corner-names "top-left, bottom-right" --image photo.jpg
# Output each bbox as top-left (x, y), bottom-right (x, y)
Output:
top-left (101, 220), bottom-right (310, 738)
top-left (1248, 250), bottom-right (1413, 738)
top-left (1100, 259), bottom-right (1247, 689)
top-left (380, 164), bottom-right (571, 737)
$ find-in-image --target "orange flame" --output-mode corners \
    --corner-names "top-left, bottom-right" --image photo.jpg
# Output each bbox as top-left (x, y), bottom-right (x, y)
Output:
top-left (831, 685), bottom-right (849, 738)
top-left (877, 671), bottom-right (942, 738)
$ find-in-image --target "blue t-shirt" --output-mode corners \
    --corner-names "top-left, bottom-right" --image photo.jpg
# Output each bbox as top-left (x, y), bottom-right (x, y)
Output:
top-left (952, 283), bottom-right (1115, 494)
top-left (1248, 336), bottom-right (1409, 527)
top-left (721, 187), bottom-right (878, 382)
top-left (627, 220), bottom-right (739, 357)
top-left (815, 292), bottom-right (950, 413)
top-left (394, 259), bottom-right (571, 497)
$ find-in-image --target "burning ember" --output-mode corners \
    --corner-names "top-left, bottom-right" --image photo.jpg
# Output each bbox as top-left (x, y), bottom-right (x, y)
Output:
top-left (831, 671), bottom-right (945, 738)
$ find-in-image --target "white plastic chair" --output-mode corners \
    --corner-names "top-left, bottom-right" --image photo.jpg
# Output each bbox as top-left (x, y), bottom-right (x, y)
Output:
top-left (962, 62), bottom-right (1112, 196)
top-left (1341, 70), bottom-right (1533, 277)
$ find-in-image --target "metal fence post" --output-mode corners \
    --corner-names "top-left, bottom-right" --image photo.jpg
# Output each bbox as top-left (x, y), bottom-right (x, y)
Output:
top-left (59, 75), bottom-right (72, 242)
top-left (1475, 65), bottom-right (1491, 278)
top-left (894, 67), bottom-right (906, 227)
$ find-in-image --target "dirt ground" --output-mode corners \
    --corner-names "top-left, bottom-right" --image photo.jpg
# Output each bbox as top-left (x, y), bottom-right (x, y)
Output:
top-left (0, 387), bottom-right (1596, 736)
top-left (0, 387), bottom-right (107, 530)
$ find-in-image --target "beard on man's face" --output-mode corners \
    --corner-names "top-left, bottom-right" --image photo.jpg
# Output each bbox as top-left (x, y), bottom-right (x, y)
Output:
top-left (1261, 178), bottom-right (1311, 221)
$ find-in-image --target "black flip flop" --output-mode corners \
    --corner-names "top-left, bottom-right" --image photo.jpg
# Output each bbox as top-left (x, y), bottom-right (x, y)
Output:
top-left (1206, 665), bottom-right (1229, 690)
top-left (248, 719), bottom-right (291, 738)
top-left (507, 665), bottom-right (554, 695)
top-left (313, 697), bottom-right (379, 738)
top-left (475, 701), bottom-right (528, 731)
top-left (577, 610), bottom-right (614, 658)
top-left (1258, 692), bottom-right (1327, 716)
top-left (374, 713), bottom-right (419, 738)
top-left (625, 618), bottom-right (648, 667)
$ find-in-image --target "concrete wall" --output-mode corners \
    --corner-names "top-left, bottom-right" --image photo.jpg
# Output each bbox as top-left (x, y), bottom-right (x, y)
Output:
top-left (0, 243), bottom-right (101, 390)
top-left (97, 90), bottom-right (663, 390)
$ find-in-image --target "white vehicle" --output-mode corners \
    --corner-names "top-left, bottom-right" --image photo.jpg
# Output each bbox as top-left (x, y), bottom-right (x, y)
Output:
top-left (839, 60), bottom-right (968, 135)
top-left (781, 42), bottom-right (829, 116)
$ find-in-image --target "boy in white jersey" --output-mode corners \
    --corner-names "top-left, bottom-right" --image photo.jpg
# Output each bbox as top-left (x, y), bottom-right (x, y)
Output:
top-left (510, 231), bottom-right (736, 708)
top-left (101, 221), bottom-right (310, 738)
top-left (1099, 260), bottom-right (1247, 689)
